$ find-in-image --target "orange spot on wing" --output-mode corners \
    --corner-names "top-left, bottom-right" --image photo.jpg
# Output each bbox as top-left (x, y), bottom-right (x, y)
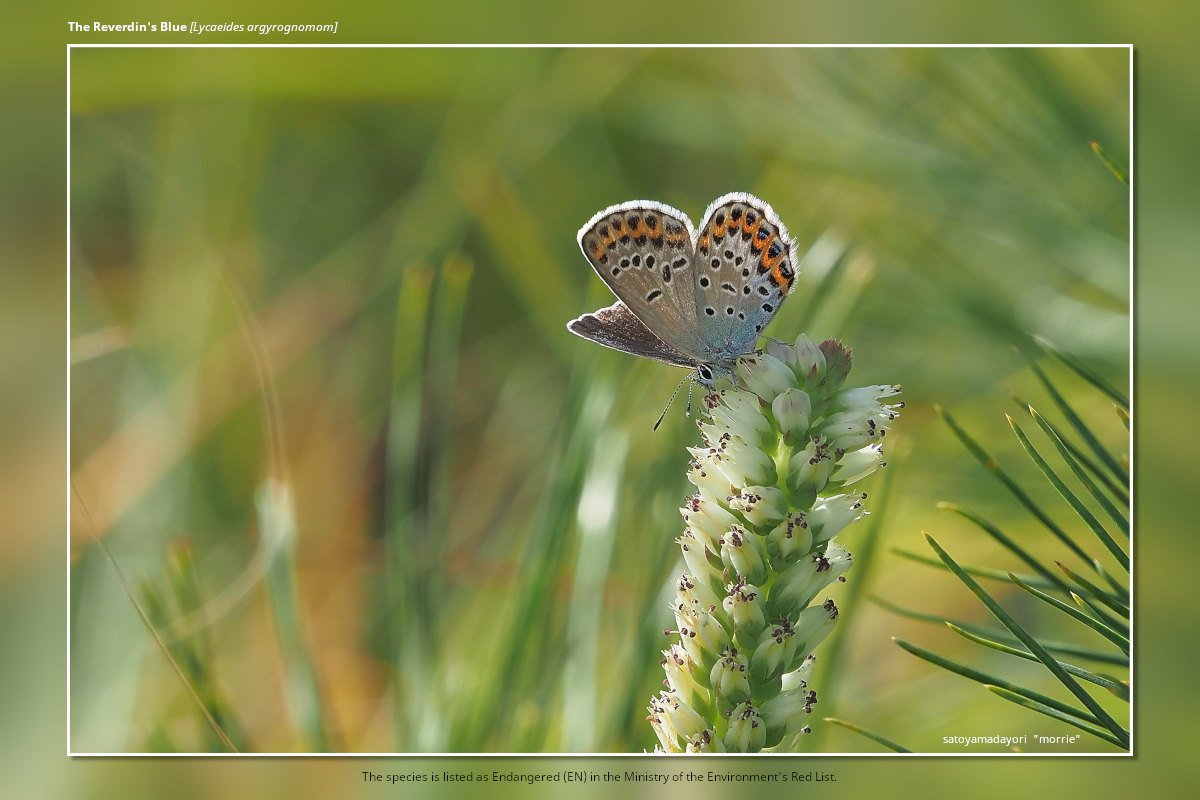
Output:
top-left (743, 216), bottom-right (763, 238)
top-left (771, 262), bottom-right (792, 295)
top-left (759, 233), bottom-right (779, 264)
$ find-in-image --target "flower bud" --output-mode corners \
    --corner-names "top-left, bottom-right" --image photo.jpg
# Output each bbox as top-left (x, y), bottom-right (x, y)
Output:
top-left (831, 443), bottom-right (885, 486)
top-left (661, 643), bottom-right (709, 707)
top-left (719, 524), bottom-right (768, 586)
top-left (788, 437), bottom-right (836, 496)
top-left (673, 569), bottom-right (722, 615)
top-left (750, 617), bottom-right (800, 685)
top-left (791, 334), bottom-right (826, 383)
top-left (655, 690), bottom-right (708, 742)
top-left (809, 494), bottom-right (867, 544)
top-left (678, 526), bottom-right (719, 581)
top-left (684, 729), bottom-right (723, 753)
top-left (710, 390), bottom-right (773, 441)
top-left (692, 604), bottom-right (731, 659)
top-left (761, 685), bottom-right (818, 745)
top-left (791, 599), bottom-right (839, 658)
top-left (766, 512), bottom-right (814, 563)
top-left (723, 701), bottom-right (767, 752)
top-left (766, 544), bottom-right (852, 618)
top-left (673, 594), bottom-right (727, 666)
top-left (681, 492), bottom-right (737, 552)
top-left (833, 384), bottom-right (901, 412)
top-left (772, 387), bottom-right (813, 440)
top-left (782, 654), bottom-right (816, 691)
top-left (687, 453), bottom-right (734, 498)
top-left (722, 579), bottom-right (766, 642)
top-left (818, 339), bottom-right (853, 391)
top-left (819, 410), bottom-right (883, 452)
top-left (704, 433), bottom-right (776, 486)
top-left (727, 485), bottom-right (787, 527)
top-left (709, 646), bottom-right (752, 708)
top-left (738, 353), bottom-right (796, 399)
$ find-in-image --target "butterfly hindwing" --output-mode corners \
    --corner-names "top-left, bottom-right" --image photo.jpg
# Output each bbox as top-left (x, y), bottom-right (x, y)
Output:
top-left (567, 301), bottom-right (696, 368)
top-left (693, 193), bottom-right (796, 356)
top-left (576, 200), bottom-right (701, 360)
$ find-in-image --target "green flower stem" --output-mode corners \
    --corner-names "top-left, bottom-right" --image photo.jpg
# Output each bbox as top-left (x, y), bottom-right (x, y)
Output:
top-left (647, 335), bottom-right (900, 753)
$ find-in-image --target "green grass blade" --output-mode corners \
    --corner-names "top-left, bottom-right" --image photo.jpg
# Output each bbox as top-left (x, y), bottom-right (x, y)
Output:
top-left (1032, 336), bottom-right (1128, 410)
top-left (1095, 560), bottom-right (1129, 596)
top-left (463, 374), bottom-right (616, 750)
top-left (1090, 140), bottom-right (1129, 186)
top-left (1116, 405), bottom-right (1130, 431)
top-left (986, 686), bottom-right (1125, 748)
top-left (149, 544), bottom-right (252, 751)
top-left (1026, 359), bottom-right (1128, 487)
top-left (945, 623), bottom-right (1128, 699)
top-left (385, 262), bottom-right (437, 750)
top-left (923, 535), bottom-right (1128, 746)
top-left (563, 430), bottom-right (629, 752)
top-left (427, 253), bottom-right (474, 596)
top-left (1009, 574), bottom-right (1129, 653)
top-left (1027, 407), bottom-right (1129, 536)
top-left (1007, 415), bottom-right (1128, 569)
top-left (936, 407), bottom-right (1094, 568)
top-left (888, 546), bottom-right (1056, 590)
top-left (1012, 394), bottom-right (1128, 506)
top-left (937, 503), bottom-right (1074, 596)
top-left (894, 638), bottom-right (1106, 728)
top-left (74, 527), bottom-right (240, 751)
top-left (1057, 562), bottom-right (1130, 616)
top-left (1070, 591), bottom-right (1130, 638)
top-left (822, 718), bottom-right (912, 753)
top-left (257, 480), bottom-right (330, 751)
top-left (871, 594), bottom-right (1127, 666)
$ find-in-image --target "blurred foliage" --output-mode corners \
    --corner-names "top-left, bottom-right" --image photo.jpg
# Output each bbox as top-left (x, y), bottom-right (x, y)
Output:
top-left (68, 47), bottom-right (1127, 753)
top-left (874, 335), bottom-right (1130, 752)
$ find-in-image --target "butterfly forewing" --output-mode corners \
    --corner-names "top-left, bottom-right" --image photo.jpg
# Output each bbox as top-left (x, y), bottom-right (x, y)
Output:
top-left (693, 193), bottom-right (796, 356)
top-left (576, 200), bottom-right (703, 360)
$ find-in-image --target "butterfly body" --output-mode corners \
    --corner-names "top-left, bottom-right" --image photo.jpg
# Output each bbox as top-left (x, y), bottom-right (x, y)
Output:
top-left (568, 193), bottom-right (796, 385)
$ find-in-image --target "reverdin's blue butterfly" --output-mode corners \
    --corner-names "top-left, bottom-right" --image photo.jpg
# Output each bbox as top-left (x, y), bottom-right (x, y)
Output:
top-left (567, 192), bottom-right (797, 389)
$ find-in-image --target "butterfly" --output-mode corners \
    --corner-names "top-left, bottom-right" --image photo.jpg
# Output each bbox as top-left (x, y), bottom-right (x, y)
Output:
top-left (567, 192), bottom-right (797, 389)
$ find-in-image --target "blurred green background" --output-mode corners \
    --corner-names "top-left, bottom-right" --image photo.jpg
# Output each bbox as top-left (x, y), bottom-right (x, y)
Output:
top-left (68, 47), bottom-right (1129, 756)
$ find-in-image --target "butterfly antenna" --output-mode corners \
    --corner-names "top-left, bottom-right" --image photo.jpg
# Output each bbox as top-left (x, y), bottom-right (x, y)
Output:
top-left (653, 374), bottom-right (692, 431)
